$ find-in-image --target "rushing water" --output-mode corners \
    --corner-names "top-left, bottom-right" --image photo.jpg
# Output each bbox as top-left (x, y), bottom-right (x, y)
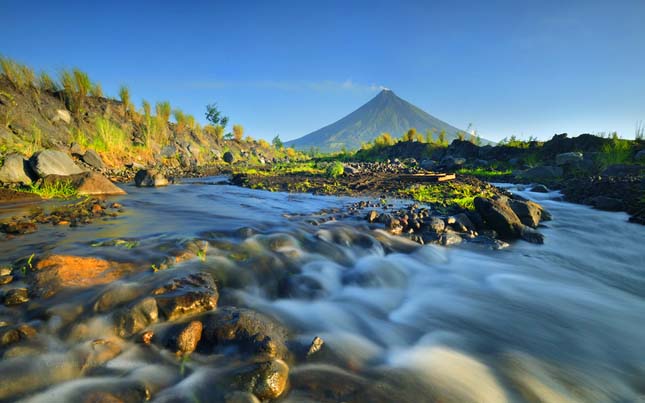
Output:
top-left (1, 178), bottom-right (644, 402)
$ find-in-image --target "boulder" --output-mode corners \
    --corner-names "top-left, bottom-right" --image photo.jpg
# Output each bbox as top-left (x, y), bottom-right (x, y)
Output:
top-left (424, 216), bottom-right (446, 233)
top-left (52, 109), bottom-right (71, 124)
top-left (518, 165), bottom-right (563, 180)
top-left (153, 273), bottom-right (218, 321)
top-left (223, 151), bottom-right (235, 164)
top-left (0, 153), bottom-right (34, 185)
top-left (29, 150), bottom-right (85, 178)
top-left (555, 152), bottom-right (583, 165)
top-left (164, 320), bottom-right (203, 355)
top-left (635, 149), bottom-right (645, 162)
top-left (439, 156), bottom-right (466, 170)
top-left (230, 359), bottom-right (289, 400)
top-left (134, 169), bottom-right (169, 187)
top-left (474, 196), bottom-right (524, 239)
top-left (419, 159), bottom-right (436, 171)
top-left (529, 184), bottom-right (549, 193)
top-left (42, 172), bottom-right (126, 195)
top-left (81, 149), bottom-right (105, 170)
top-left (508, 199), bottom-right (545, 228)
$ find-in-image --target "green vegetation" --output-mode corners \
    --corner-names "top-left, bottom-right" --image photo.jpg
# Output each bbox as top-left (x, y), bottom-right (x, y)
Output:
top-left (93, 117), bottom-right (128, 152)
top-left (272, 135), bottom-right (283, 149)
top-left (205, 103), bottom-right (228, 128)
top-left (326, 161), bottom-right (344, 178)
top-left (497, 135), bottom-right (538, 148)
top-left (456, 167), bottom-right (512, 178)
top-left (400, 182), bottom-right (494, 212)
top-left (233, 124), bottom-right (244, 141)
top-left (24, 180), bottom-right (78, 199)
top-left (0, 56), bottom-right (36, 92)
top-left (119, 85), bottom-right (132, 115)
top-left (597, 136), bottom-right (632, 168)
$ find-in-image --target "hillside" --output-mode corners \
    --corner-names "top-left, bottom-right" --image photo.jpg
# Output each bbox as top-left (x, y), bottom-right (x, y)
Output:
top-left (286, 89), bottom-right (488, 152)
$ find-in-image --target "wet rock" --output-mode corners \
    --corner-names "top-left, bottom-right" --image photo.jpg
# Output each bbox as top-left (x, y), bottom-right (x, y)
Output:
top-left (230, 359), bottom-right (289, 400)
top-left (30, 255), bottom-right (136, 298)
top-left (42, 172), bottom-right (126, 195)
top-left (140, 330), bottom-right (154, 344)
top-left (520, 226), bottom-right (545, 244)
top-left (290, 365), bottom-right (369, 402)
top-left (530, 184), bottom-right (549, 193)
top-left (29, 149), bottom-right (85, 177)
top-left (307, 336), bottom-right (324, 358)
top-left (3, 288), bottom-right (29, 305)
top-left (439, 232), bottom-right (463, 246)
top-left (134, 168), bottom-right (169, 187)
top-left (81, 149), bottom-right (105, 170)
top-left (555, 152), bottom-right (583, 165)
top-left (508, 199), bottom-right (545, 228)
top-left (113, 297), bottom-right (159, 337)
top-left (474, 196), bottom-right (524, 239)
top-left (0, 153), bottom-right (35, 185)
top-left (424, 216), bottom-right (446, 233)
top-left (223, 151), bottom-right (235, 164)
top-left (450, 213), bottom-right (475, 233)
top-left (0, 324), bottom-right (37, 346)
top-left (1, 220), bottom-right (37, 235)
top-left (153, 272), bottom-right (218, 320)
top-left (200, 307), bottom-right (289, 360)
top-left (0, 275), bottom-right (13, 285)
top-left (225, 391), bottom-right (261, 403)
top-left (93, 283), bottom-right (143, 313)
top-left (165, 320), bottom-right (203, 355)
top-left (367, 210), bottom-right (379, 223)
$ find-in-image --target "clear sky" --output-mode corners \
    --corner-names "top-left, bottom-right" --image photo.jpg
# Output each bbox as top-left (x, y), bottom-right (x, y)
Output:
top-left (2, 0), bottom-right (644, 142)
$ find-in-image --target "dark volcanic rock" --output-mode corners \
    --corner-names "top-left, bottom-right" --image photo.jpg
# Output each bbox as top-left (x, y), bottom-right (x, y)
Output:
top-left (113, 297), bottom-right (159, 337)
top-left (508, 199), bottom-right (546, 228)
top-left (530, 184), bottom-right (549, 193)
top-left (474, 196), bottom-right (524, 239)
top-left (81, 149), bottom-right (105, 170)
top-left (223, 151), bottom-right (235, 164)
top-left (153, 272), bottom-right (218, 321)
top-left (229, 359), bottom-right (289, 400)
top-left (134, 169), bottom-right (169, 187)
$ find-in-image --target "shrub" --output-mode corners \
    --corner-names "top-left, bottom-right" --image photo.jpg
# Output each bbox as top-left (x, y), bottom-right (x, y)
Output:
top-left (173, 108), bottom-right (186, 130)
top-left (597, 137), bottom-right (632, 168)
top-left (232, 124), bottom-right (244, 141)
top-left (119, 85), bottom-right (132, 115)
top-left (326, 161), bottom-right (344, 178)
top-left (374, 132), bottom-right (395, 147)
top-left (93, 117), bottom-right (127, 152)
top-left (156, 101), bottom-right (171, 122)
top-left (402, 128), bottom-right (422, 142)
top-left (258, 139), bottom-right (270, 148)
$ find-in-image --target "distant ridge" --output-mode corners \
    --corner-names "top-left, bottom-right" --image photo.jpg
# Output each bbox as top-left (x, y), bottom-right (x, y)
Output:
top-left (286, 90), bottom-right (490, 152)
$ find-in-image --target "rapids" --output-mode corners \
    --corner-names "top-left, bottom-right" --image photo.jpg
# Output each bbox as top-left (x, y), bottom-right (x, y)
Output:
top-left (1, 178), bottom-right (644, 402)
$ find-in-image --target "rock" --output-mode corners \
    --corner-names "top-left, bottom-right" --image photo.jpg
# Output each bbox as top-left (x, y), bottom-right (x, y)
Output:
top-left (230, 359), bottom-right (289, 400)
top-left (419, 159), bottom-right (436, 170)
top-left (635, 149), bottom-right (645, 162)
top-left (474, 196), bottom-right (524, 239)
top-left (153, 273), bottom-right (219, 321)
top-left (69, 142), bottom-right (83, 156)
top-left (3, 288), bottom-right (29, 305)
top-left (0, 275), bottom-right (13, 285)
top-left (52, 109), bottom-right (71, 124)
top-left (29, 149), bottom-right (85, 178)
top-left (0, 324), bottom-right (37, 347)
top-left (0, 153), bottom-right (35, 185)
top-left (555, 152), bottom-right (583, 165)
top-left (451, 213), bottom-right (475, 232)
top-left (200, 307), bottom-right (289, 360)
top-left (113, 297), bottom-right (159, 337)
top-left (30, 255), bottom-right (136, 298)
top-left (439, 232), bottom-right (462, 246)
top-left (223, 151), bottom-right (235, 164)
top-left (587, 196), bottom-right (624, 211)
top-left (134, 169), bottom-right (169, 187)
top-left (366, 210), bottom-right (379, 223)
top-left (0, 220), bottom-right (37, 235)
top-left (519, 165), bottom-right (563, 180)
top-left (306, 336), bottom-right (324, 357)
top-left (601, 164), bottom-right (643, 177)
top-left (424, 216), bottom-right (445, 233)
top-left (42, 172), bottom-right (126, 195)
top-left (342, 164), bottom-right (358, 175)
top-left (82, 149), bottom-right (105, 170)
top-left (520, 226), bottom-right (545, 244)
top-left (166, 320), bottom-right (203, 355)
top-left (530, 184), bottom-right (549, 193)
top-left (508, 199), bottom-right (545, 228)
top-left (225, 391), bottom-right (261, 403)
top-left (439, 155), bottom-right (466, 170)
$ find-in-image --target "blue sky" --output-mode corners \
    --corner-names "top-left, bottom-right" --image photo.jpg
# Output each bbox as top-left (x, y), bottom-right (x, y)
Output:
top-left (2, 0), bottom-right (644, 142)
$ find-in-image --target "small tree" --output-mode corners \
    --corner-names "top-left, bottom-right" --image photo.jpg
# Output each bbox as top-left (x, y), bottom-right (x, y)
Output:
top-left (272, 135), bottom-right (283, 149)
top-left (205, 103), bottom-right (229, 128)
top-left (232, 124), bottom-right (244, 141)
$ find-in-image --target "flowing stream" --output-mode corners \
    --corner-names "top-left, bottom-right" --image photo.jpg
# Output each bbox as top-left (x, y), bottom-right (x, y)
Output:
top-left (1, 178), bottom-right (644, 402)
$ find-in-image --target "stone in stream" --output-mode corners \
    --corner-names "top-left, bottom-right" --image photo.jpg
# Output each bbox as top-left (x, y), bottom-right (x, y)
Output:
top-left (30, 255), bottom-right (137, 298)
top-left (474, 196), bottom-right (526, 240)
top-left (424, 216), bottom-right (446, 233)
top-left (530, 184), bottom-right (549, 193)
top-left (134, 168), bottom-right (169, 187)
top-left (366, 210), bottom-right (379, 223)
top-left (508, 198), bottom-right (546, 228)
top-left (163, 320), bottom-right (203, 355)
top-left (229, 359), bottom-right (290, 400)
top-left (199, 307), bottom-right (289, 360)
top-left (112, 297), bottom-right (159, 337)
top-left (0, 153), bottom-right (35, 185)
top-left (29, 149), bottom-right (85, 178)
top-left (0, 220), bottom-right (37, 235)
top-left (42, 172), bottom-right (126, 195)
top-left (439, 232), bottom-right (463, 246)
top-left (3, 288), bottom-right (29, 305)
top-left (0, 324), bottom-right (37, 347)
top-left (152, 272), bottom-right (219, 320)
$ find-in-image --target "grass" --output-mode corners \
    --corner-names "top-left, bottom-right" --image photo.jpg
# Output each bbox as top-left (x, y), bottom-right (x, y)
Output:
top-left (400, 182), bottom-right (494, 212)
top-left (597, 137), bottom-right (633, 168)
top-left (93, 117), bottom-right (128, 152)
top-left (326, 161), bottom-right (344, 178)
top-left (456, 167), bottom-right (512, 178)
top-left (24, 180), bottom-right (78, 199)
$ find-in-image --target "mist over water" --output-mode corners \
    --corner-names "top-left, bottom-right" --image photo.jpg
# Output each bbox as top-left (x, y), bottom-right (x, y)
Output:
top-left (1, 179), bottom-right (644, 402)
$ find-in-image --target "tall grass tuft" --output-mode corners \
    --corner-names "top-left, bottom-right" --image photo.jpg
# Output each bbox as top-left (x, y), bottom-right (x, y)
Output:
top-left (90, 83), bottom-right (104, 98)
top-left (0, 57), bottom-right (35, 91)
top-left (119, 85), bottom-right (132, 115)
top-left (38, 71), bottom-right (59, 92)
top-left (598, 136), bottom-right (632, 168)
top-left (173, 109), bottom-right (186, 131)
top-left (233, 124), bottom-right (244, 141)
top-left (93, 117), bottom-right (128, 153)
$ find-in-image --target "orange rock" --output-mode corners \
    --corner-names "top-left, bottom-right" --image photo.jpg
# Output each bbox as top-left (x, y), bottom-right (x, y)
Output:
top-left (31, 255), bottom-right (136, 297)
top-left (57, 220), bottom-right (70, 225)
top-left (91, 204), bottom-right (103, 214)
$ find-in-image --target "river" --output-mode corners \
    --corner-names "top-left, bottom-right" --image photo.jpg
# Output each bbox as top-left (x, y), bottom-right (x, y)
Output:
top-left (1, 179), bottom-right (644, 402)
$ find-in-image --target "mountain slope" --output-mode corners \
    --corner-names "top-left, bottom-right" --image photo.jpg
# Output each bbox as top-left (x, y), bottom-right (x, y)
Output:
top-left (286, 90), bottom-right (483, 152)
